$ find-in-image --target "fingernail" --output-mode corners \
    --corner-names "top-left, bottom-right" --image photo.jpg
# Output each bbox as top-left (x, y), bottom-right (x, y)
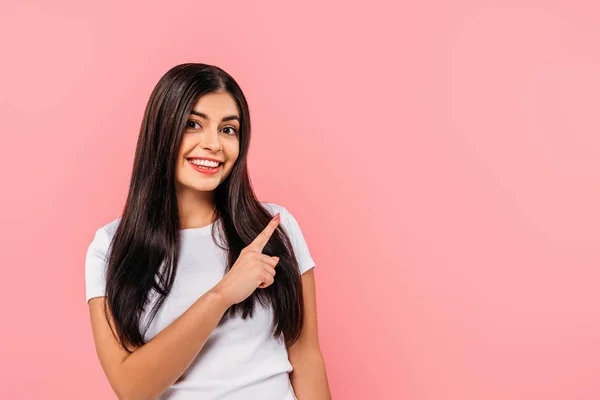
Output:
top-left (273, 213), bottom-right (280, 221)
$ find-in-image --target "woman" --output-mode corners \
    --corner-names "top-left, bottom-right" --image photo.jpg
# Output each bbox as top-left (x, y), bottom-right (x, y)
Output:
top-left (85, 63), bottom-right (331, 399)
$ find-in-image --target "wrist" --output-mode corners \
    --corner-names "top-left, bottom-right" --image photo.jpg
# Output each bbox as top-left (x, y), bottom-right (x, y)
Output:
top-left (208, 286), bottom-right (232, 311)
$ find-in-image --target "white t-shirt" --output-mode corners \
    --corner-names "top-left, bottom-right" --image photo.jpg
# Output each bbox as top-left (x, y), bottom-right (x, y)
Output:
top-left (85, 202), bottom-right (316, 400)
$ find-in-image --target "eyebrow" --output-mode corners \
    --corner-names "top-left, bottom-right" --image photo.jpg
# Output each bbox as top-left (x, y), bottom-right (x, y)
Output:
top-left (190, 110), bottom-right (240, 123)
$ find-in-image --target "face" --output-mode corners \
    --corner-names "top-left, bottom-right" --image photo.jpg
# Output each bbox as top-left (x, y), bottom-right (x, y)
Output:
top-left (175, 91), bottom-right (241, 196)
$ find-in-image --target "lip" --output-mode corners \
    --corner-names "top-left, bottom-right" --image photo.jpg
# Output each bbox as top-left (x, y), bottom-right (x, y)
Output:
top-left (187, 159), bottom-right (223, 175)
top-left (186, 156), bottom-right (224, 163)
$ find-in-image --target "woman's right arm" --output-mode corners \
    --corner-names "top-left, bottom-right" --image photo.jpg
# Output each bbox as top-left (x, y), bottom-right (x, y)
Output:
top-left (88, 212), bottom-right (282, 400)
top-left (88, 288), bottom-right (229, 400)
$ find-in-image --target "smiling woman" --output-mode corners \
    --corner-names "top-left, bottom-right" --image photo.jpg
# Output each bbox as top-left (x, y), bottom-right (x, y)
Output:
top-left (84, 63), bottom-right (332, 400)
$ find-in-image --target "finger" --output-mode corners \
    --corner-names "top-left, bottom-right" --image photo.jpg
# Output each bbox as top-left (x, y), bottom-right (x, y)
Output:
top-left (263, 264), bottom-right (276, 277)
top-left (259, 273), bottom-right (274, 288)
top-left (258, 254), bottom-right (279, 268)
top-left (249, 213), bottom-right (281, 253)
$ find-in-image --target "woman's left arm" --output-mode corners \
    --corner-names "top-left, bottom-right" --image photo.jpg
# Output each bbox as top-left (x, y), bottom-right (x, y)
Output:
top-left (287, 268), bottom-right (332, 400)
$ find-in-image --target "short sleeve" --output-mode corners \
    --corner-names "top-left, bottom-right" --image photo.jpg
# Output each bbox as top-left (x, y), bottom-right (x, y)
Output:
top-left (85, 227), bottom-right (111, 303)
top-left (279, 206), bottom-right (316, 275)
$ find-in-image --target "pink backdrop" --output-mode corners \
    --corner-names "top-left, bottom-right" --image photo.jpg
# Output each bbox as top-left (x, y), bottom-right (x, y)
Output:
top-left (1, 1), bottom-right (599, 399)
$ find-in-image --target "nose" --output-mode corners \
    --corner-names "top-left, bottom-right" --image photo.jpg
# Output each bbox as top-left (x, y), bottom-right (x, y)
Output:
top-left (198, 127), bottom-right (223, 152)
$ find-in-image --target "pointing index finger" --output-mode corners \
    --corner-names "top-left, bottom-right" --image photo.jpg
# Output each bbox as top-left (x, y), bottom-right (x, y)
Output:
top-left (250, 213), bottom-right (281, 253)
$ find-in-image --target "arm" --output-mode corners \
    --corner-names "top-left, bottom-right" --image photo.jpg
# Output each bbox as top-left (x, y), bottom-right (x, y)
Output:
top-left (88, 288), bottom-right (229, 400)
top-left (86, 214), bottom-right (283, 400)
top-left (287, 268), bottom-right (332, 399)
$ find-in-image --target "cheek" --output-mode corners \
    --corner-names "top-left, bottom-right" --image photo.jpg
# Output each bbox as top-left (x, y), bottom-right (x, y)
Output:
top-left (177, 137), bottom-right (194, 159)
top-left (175, 146), bottom-right (191, 175)
top-left (225, 141), bottom-right (240, 161)
top-left (179, 136), bottom-right (193, 153)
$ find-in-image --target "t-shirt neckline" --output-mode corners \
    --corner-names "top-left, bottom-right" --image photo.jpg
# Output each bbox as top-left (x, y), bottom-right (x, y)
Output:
top-left (179, 217), bottom-right (221, 235)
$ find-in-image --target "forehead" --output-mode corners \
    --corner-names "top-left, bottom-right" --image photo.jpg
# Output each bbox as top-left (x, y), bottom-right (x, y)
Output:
top-left (191, 91), bottom-right (239, 118)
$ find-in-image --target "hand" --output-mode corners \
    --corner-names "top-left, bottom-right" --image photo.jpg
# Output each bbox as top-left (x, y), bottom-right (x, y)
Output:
top-left (212, 212), bottom-right (281, 307)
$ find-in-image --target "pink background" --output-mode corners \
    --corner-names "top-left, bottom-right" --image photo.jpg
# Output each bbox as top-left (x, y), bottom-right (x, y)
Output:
top-left (1, 1), bottom-right (600, 399)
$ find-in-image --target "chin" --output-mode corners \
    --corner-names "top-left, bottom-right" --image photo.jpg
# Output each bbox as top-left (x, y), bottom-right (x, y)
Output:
top-left (176, 179), bottom-right (215, 192)
top-left (191, 186), bottom-right (218, 194)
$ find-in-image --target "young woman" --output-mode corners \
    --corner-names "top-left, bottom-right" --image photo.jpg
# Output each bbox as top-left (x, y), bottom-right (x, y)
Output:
top-left (85, 63), bottom-right (331, 399)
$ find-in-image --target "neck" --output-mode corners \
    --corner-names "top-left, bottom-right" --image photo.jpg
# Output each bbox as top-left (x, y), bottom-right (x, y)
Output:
top-left (176, 187), bottom-right (218, 230)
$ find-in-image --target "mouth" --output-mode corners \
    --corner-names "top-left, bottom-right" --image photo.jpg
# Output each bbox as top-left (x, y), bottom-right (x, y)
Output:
top-left (186, 158), bottom-right (223, 175)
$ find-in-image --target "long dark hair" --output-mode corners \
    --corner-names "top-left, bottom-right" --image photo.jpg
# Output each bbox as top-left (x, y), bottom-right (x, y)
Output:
top-left (103, 63), bottom-right (305, 353)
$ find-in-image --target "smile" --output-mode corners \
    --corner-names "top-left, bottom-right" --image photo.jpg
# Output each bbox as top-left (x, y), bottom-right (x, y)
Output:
top-left (187, 159), bottom-right (223, 175)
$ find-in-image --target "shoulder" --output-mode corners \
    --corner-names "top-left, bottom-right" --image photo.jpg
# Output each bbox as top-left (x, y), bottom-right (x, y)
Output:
top-left (87, 217), bottom-right (121, 254)
top-left (260, 201), bottom-right (286, 215)
top-left (85, 217), bottom-right (121, 303)
top-left (260, 201), bottom-right (295, 226)
top-left (259, 201), bottom-right (306, 236)
top-left (260, 202), bottom-right (316, 274)
top-left (100, 217), bottom-right (121, 236)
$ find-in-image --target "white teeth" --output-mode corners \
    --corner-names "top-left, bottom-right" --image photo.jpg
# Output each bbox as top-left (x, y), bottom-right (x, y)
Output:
top-left (188, 159), bottom-right (220, 167)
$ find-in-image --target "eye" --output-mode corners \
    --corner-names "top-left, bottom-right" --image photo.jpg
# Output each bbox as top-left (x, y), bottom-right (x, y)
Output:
top-left (185, 120), bottom-right (237, 135)
top-left (186, 120), bottom-right (201, 129)
top-left (222, 126), bottom-right (238, 135)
